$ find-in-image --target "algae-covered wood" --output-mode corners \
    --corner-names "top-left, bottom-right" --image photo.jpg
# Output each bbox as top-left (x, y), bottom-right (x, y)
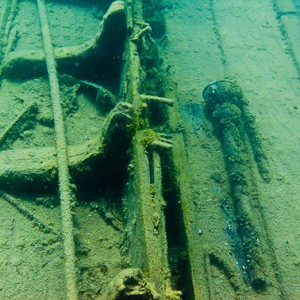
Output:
top-left (0, 0), bottom-right (299, 299)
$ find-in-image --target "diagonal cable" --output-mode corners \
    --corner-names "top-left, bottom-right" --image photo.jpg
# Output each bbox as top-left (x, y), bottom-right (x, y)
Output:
top-left (36, 0), bottom-right (77, 298)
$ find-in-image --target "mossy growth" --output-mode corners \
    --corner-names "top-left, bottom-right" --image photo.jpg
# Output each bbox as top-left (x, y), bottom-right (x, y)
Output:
top-left (212, 102), bottom-right (242, 128)
top-left (141, 129), bottom-right (155, 149)
top-left (203, 80), bottom-right (269, 182)
top-left (203, 80), bottom-right (244, 116)
top-left (203, 80), bottom-right (268, 290)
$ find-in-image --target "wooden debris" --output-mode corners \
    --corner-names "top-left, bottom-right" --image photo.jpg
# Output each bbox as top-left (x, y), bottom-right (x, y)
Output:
top-left (1, 1), bottom-right (127, 79)
top-left (131, 25), bottom-right (152, 42)
top-left (0, 191), bottom-right (58, 236)
top-left (140, 94), bottom-right (175, 106)
top-left (0, 102), bottom-right (38, 150)
top-left (80, 79), bottom-right (117, 109)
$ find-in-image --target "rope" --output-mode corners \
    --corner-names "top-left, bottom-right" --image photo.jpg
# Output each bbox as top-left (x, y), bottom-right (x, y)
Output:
top-left (36, 0), bottom-right (77, 298)
top-left (0, 0), bottom-right (18, 64)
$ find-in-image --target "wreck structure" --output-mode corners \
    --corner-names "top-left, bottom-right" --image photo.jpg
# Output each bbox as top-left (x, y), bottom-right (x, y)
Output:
top-left (0, 0), bottom-right (299, 299)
